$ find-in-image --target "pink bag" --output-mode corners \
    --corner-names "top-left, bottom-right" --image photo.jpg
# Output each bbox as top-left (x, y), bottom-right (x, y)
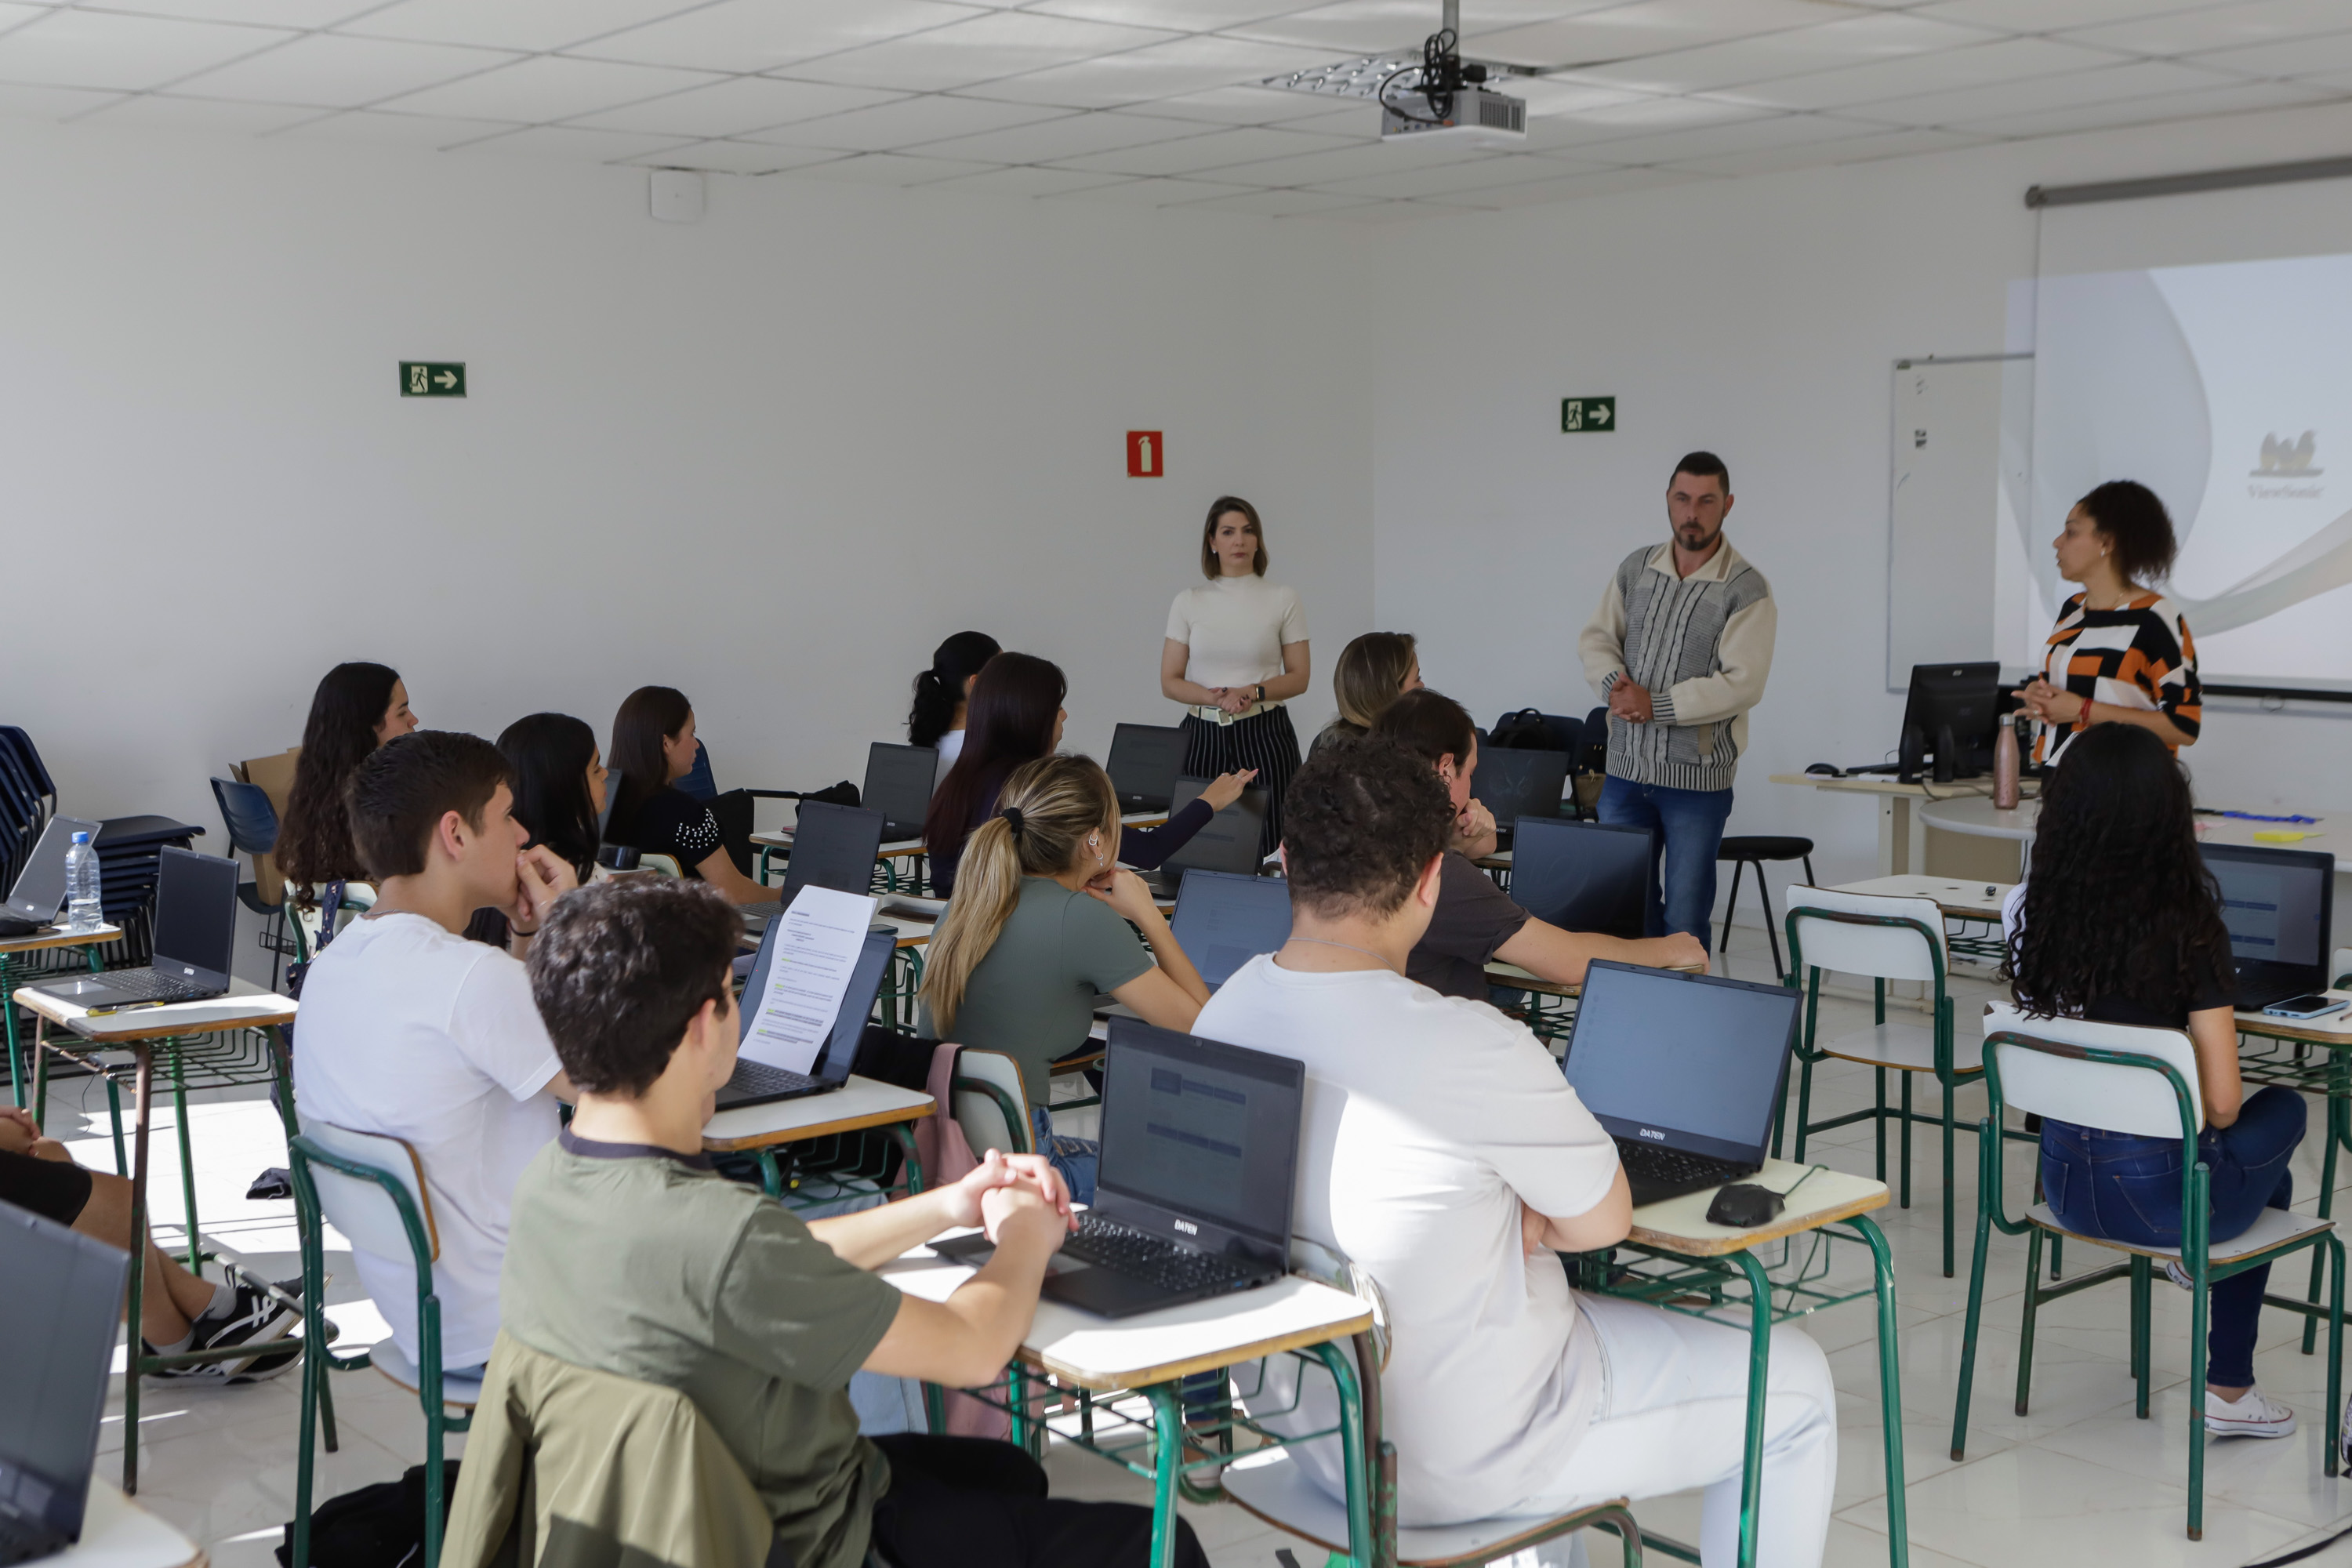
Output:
top-left (910, 1042), bottom-right (1010, 1439)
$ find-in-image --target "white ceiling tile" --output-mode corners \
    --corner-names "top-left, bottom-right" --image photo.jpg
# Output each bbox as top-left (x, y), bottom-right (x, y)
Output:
top-left (963, 34), bottom-right (1341, 107)
top-left (786, 11), bottom-right (1178, 93)
top-left (567, 76), bottom-right (902, 137)
top-left (576, 0), bottom-right (988, 74)
top-left (171, 34), bottom-right (514, 110)
top-left (921, 162), bottom-right (1131, 195)
top-left (1539, 90), bottom-right (1770, 140)
top-left (912, 108), bottom-right (1207, 161)
top-left (343, 0), bottom-right (712, 54)
top-left (2060, 0), bottom-right (2352, 59)
top-left (739, 93), bottom-right (1072, 150)
top-left (622, 138), bottom-right (847, 172)
top-left (1664, 124), bottom-right (1980, 175)
top-left (78, 89), bottom-right (319, 129)
top-left (1306, 149), bottom-right (1606, 198)
top-left (1236, 0), bottom-right (1624, 54)
top-left (85, 0), bottom-right (379, 24)
top-left (1022, 0), bottom-right (1316, 25)
top-left (1510, 78), bottom-right (1666, 117)
top-left (1859, 58), bottom-right (2243, 129)
top-left (1144, 82), bottom-right (1372, 122)
top-left (2189, 29), bottom-right (2352, 78)
top-left (1468, 0), bottom-right (1859, 71)
top-left (797, 151), bottom-right (1002, 184)
top-left (1715, 36), bottom-right (2132, 112)
top-left (1949, 77), bottom-right (2336, 136)
top-left (452, 124), bottom-right (697, 160)
top-left (1044, 173), bottom-right (1260, 204)
top-left (274, 107), bottom-right (514, 145)
top-left (0, 9), bottom-right (289, 91)
top-left (1569, 109), bottom-right (1888, 165)
top-left (0, 80), bottom-right (124, 118)
top-left (380, 55), bottom-right (723, 122)
top-left (1559, 12), bottom-right (1998, 95)
top-left (1170, 185), bottom-right (1380, 215)
top-left (1468, 164), bottom-right (1708, 204)
top-left (1198, 135), bottom-right (1504, 186)
top-left (1911, 0), bottom-right (2210, 32)
top-left (1049, 122), bottom-right (1354, 174)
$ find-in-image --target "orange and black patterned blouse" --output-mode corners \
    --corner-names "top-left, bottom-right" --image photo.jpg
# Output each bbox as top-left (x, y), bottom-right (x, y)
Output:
top-left (2033, 590), bottom-right (2201, 765)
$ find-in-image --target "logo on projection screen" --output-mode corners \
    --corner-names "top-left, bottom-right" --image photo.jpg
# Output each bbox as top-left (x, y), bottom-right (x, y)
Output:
top-left (2252, 431), bottom-right (2322, 478)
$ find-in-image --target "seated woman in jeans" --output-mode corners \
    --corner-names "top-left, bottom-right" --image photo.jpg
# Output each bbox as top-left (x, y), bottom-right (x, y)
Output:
top-left (2002, 722), bottom-right (2305, 1439)
top-left (916, 754), bottom-right (1212, 1205)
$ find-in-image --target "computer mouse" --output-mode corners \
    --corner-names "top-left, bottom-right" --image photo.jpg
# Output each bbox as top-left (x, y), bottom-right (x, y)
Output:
top-left (1804, 762), bottom-right (1842, 777)
top-left (1707, 1182), bottom-right (1785, 1229)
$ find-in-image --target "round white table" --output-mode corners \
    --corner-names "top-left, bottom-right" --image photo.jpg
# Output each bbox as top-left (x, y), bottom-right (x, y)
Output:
top-left (1918, 797), bottom-right (2038, 841)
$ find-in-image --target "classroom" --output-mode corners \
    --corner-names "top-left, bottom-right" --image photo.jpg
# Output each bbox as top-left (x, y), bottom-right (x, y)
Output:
top-left (7, 3), bottom-right (2352, 1566)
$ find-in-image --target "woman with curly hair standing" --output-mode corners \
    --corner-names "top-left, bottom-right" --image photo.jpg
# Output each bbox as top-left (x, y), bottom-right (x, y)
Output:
top-left (2002, 723), bottom-right (2304, 1439)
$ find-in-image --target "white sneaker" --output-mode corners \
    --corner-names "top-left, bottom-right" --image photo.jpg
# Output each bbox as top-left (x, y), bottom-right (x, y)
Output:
top-left (2205, 1387), bottom-right (2295, 1438)
top-left (2163, 1258), bottom-right (2194, 1291)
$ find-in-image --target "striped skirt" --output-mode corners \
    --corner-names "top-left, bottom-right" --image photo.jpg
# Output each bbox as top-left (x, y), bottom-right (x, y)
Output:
top-left (1180, 705), bottom-right (1301, 859)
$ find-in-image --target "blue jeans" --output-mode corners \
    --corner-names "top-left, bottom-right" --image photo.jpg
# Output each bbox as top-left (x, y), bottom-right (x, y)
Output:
top-left (2041, 1085), bottom-right (2307, 1388)
top-left (1598, 775), bottom-right (1735, 949)
top-left (1030, 1105), bottom-right (1098, 1207)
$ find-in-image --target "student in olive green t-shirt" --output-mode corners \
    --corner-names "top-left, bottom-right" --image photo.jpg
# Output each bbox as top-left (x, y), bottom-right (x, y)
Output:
top-left (506, 878), bottom-right (1204, 1568)
top-left (917, 754), bottom-right (1213, 1205)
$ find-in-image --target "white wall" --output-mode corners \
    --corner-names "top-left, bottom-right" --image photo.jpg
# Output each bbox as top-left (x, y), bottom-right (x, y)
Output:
top-left (1367, 98), bottom-right (2352, 923)
top-left (0, 121), bottom-right (1374, 848)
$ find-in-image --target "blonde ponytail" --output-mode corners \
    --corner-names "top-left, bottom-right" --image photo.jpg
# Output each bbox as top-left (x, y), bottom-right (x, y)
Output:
top-left (922, 754), bottom-right (1120, 1037)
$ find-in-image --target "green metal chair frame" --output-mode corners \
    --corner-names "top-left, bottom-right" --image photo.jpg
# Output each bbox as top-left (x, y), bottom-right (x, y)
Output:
top-left (288, 1130), bottom-right (473, 1568)
top-left (1951, 1023), bottom-right (2346, 1541)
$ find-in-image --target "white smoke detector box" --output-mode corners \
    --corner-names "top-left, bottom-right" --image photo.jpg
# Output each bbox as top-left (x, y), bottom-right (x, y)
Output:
top-left (649, 169), bottom-right (704, 224)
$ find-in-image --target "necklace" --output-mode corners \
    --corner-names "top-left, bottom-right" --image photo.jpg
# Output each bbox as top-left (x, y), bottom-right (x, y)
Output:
top-left (1283, 937), bottom-right (1396, 973)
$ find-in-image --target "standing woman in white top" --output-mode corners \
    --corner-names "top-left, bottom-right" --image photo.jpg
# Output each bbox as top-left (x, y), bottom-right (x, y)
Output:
top-left (1161, 496), bottom-right (1311, 856)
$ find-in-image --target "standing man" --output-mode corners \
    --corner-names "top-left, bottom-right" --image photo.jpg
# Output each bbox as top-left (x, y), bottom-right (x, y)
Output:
top-left (1577, 451), bottom-right (1777, 950)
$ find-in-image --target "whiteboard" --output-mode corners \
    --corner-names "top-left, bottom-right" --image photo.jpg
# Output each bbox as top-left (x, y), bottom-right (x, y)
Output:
top-left (1885, 354), bottom-right (2031, 691)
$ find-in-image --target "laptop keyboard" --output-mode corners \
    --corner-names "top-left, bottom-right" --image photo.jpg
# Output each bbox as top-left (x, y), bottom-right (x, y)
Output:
top-left (1614, 1139), bottom-right (1755, 1196)
top-left (1062, 1215), bottom-right (1258, 1294)
top-left (719, 1059), bottom-right (822, 1102)
top-left (91, 970), bottom-right (216, 1004)
top-left (0, 1506), bottom-right (60, 1567)
top-left (741, 901), bottom-right (784, 920)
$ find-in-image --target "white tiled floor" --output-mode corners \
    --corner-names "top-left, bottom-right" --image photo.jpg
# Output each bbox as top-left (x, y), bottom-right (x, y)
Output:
top-left (59, 943), bottom-right (2352, 1566)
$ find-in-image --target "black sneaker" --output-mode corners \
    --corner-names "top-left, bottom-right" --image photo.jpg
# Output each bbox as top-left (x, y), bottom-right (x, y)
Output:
top-left (158, 1276), bottom-right (302, 1381)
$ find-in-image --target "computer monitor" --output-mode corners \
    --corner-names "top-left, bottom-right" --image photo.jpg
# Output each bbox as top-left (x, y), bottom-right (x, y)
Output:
top-left (1562, 962), bottom-right (1801, 1167)
top-left (1506, 818), bottom-right (1654, 940)
top-left (1107, 724), bottom-right (1189, 815)
top-left (1897, 662), bottom-right (2002, 783)
top-left (1169, 869), bottom-right (1292, 987)
top-left (779, 801), bottom-right (884, 908)
top-left (1475, 747), bottom-right (1570, 834)
top-left (2200, 841), bottom-right (2335, 1007)
top-left (862, 742), bottom-right (937, 840)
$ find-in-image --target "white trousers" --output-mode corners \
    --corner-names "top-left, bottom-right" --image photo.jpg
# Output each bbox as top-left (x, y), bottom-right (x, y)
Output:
top-left (1522, 1296), bottom-right (1838, 1568)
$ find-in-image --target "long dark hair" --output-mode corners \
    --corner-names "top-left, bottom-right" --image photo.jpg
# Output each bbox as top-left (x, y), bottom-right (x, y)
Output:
top-left (279, 662), bottom-right (402, 902)
top-left (909, 631), bottom-right (1001, 749)
top-left (499, 713), bottom-right (601, 879)
top-left (924, 652), bottom-right (1065, 865)
top-left (608, 686), bottom-right (692, 833)
top-left (2005, 723), bottom-right (2231, 1021)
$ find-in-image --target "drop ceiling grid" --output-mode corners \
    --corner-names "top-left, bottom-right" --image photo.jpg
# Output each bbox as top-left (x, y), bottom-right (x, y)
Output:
top-left (0, 0), bottom-right (2339, 214)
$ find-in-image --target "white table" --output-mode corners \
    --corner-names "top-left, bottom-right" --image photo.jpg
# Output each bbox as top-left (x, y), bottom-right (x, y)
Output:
top-left (703, 1074), bottom-right (935, 1200)
top-left (1, 921), bottom-right (119, 1106)
top-left (31, 1479), bottom-right (205, 1568)
top-left (1831, 874), bottom-right (2014, 923)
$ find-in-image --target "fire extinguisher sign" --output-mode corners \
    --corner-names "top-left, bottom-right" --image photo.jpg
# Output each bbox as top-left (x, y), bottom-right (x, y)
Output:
top-left (1127, 430), bottom-right (1163, 477)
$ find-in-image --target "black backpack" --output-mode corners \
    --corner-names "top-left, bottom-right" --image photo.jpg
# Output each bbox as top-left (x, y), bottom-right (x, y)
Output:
top-left (1487, 709), bottom-right (1559, 751)
top-left (278, 1461), bottom-right (460, 1568)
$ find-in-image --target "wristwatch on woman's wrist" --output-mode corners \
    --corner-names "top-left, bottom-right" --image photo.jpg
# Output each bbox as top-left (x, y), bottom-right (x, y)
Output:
top-left (1253, 684), bottom-right (1266, 704)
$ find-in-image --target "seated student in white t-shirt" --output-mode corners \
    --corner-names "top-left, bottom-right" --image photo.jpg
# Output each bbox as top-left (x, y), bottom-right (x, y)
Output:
top-left (1197, 733), bottom-right (1837, 1568)
top-left (293, 729), bottom-right (581, 1377)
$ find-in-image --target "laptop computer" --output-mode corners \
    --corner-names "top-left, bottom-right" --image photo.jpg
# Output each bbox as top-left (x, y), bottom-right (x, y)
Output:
top-left (713, 924), bottom-right (895, 1111)
top-left (1507, 818), bottom-right (1657, 940)
top-left (1560, 960), bottom-right (1802, 1208)
top-left (1475, 748), bottom-right (1570, 848)
top-left (0, 815), bottom-right (100, 938)
top-left (29, 847), bottom-right (238, 1011)
top-left (1169, 869), bottom-right (1292, 989)
top-left (2201, 842), bottom-right (2336, 1011)
top-left (937, 1018), bottom-right (1304, 1318)
top-left (1107, 724), bottom-right (1189, 815)
top-left (742, 801), bottom-right (886, 920)
top-left (1142, 777), bottom-right (1269, 898)
top-left (0, 1204), bottom-right (130, 1566)
top-left (863, 742), bottom-right (938, 842)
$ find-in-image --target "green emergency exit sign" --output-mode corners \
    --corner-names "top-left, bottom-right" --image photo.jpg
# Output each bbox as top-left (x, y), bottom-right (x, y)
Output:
top-left (401, 361), bottom-right (466, 397)
top-left (1561, 396), bottom-right (1615, 432)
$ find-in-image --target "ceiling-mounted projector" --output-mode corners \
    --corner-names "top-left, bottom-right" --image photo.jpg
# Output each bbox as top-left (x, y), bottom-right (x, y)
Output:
top-left (1263, 2), bottom-right (1527, 149)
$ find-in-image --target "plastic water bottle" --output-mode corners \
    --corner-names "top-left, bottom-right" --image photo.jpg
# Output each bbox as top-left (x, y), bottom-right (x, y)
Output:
top-left (64, 831), bottom-right (102, 932)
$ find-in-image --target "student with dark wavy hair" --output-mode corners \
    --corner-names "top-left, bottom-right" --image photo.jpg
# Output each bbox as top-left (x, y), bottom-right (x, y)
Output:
top-left (277, 661), bottom-right (417, 906)
top-left (2002, 722), bottom-right (2302, 1438)
top-left (907, 631), bottom-right (1000, 788)
top-left (923, 652), bottom-right (1250, 899)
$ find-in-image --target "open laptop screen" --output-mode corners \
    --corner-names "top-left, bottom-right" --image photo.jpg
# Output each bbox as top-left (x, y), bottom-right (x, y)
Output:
top-left (1161, 778), bottom-right (1267, 877)
top-left (1562, 962), bottom-right (1799, 1166)
top-left (1099, 1020), bottom-right (1301, 1247)
top-left (1170, 869), bottom-right (1291, 987)
top-left (1108, 724), bottom-right (1187, 807)
top-left (782, 802), bottom-right (885, 906)
top-left (6, 815), bottom-right (99, 923)
top-left (863, 743), bottom-right (936, 831)
top-left (151, 848), bottom-right (238, 980)
top-left (2201, 843), bottom-right (2332, 975)
top-left (1508, 818), bottom-right (1653, 941)
top-left (1475, 749), bottom-right (1569, 829)
top-left (738, 924), bottom-right (892, 1079)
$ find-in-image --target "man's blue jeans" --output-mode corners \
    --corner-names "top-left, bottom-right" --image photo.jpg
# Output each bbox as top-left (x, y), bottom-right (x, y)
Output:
top-left (1598, 775), bottom-right (1736, 949)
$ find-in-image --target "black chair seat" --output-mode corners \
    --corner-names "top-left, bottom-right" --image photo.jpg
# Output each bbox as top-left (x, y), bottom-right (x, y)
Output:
top-left (1719, 835), bottom-right (1814, 863)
